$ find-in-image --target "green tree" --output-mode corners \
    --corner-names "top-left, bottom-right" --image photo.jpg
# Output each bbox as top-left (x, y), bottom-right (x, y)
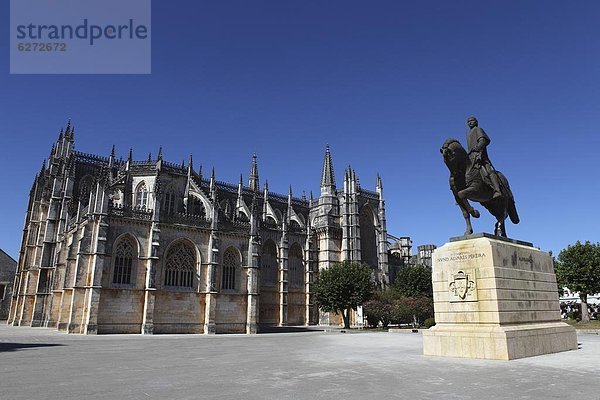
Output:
top-left (314, 261), bottom-right (375, 328)
top-left (555, 241), bottom-right (600, 323)
top-left (392, 264), bottom-right (433, 297)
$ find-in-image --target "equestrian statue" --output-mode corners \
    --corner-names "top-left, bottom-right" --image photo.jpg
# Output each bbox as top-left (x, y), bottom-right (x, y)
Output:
top-left (441, 116), bottom-right (519, 237)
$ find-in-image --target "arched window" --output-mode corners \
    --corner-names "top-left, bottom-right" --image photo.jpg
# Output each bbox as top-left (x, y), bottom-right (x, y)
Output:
top-left (289, 243), bottom-right (304, 288)
top-left (237, 210), bottom-right (249, 222)
top-left (78, 175), bottom-right (93, 207)
top-left (220, 199), bottom-right (232, 220)
top-left (274, 209), bottom-right (283, 223)
top-left (222, 247), bottom-right (240, 291)
top-left (164, 241), bottom-right (196, 288)
top-left (113, 237), bottom-right (136, 285)
top-left (136, 182), bottom-right (148, 209)
top-left (189, 196), bottom-right (206, 217)
top-left (360, 206), bottom-right (378, 269)
top-left (164, 190), bottom-right (176, 215)
top-left (260, 240), bottom-right (278, 286)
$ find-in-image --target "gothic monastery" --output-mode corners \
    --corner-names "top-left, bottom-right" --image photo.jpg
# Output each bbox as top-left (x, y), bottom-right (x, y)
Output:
top-left (8, 122), bottom-right (405, 334)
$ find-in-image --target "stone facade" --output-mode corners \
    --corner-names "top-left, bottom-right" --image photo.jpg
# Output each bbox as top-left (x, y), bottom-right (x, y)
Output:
top-left (423, 234), bottom-right (578, 360)
top-left (0, 249), bottom-right (17, 320)
top-left (416, 244), bottom-right (436, 268)
top-left (8, 122), bottom-right (401, 334)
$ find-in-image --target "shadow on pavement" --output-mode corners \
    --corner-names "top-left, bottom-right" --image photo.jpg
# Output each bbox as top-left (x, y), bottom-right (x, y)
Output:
top-left (0, 343), bottom-right (64, 353)
top-left (257, 326), bottom-right (324, 334)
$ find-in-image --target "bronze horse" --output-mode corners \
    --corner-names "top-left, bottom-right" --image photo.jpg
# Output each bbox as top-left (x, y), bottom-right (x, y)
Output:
top-left (441, 138), bottom-right (519, 237)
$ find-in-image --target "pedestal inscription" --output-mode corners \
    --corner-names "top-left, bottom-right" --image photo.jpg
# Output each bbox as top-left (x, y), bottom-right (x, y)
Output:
top-left (422, 235), bottom-right (578, 360)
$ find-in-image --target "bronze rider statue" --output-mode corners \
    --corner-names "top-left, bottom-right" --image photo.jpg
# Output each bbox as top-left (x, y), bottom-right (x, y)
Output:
top-left (466, 116), bottom-right (503, 199)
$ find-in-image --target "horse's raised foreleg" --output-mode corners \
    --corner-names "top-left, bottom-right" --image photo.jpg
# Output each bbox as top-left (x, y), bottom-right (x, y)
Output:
top-left (456, 188), bottom-right (480, 218)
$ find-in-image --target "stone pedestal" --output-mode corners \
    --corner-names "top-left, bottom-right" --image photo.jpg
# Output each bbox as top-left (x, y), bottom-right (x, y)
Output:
top-left (422, 234), bottom-right (577, 360)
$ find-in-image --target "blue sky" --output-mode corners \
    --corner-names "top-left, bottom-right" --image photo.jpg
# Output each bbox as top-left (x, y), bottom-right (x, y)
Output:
top-left (1, 1), bottom-right (599, 259)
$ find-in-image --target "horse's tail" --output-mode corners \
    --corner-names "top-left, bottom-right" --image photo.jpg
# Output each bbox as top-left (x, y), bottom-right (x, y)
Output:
top-left (498, 172), bottom-right (520, 224)
top-left (508, 199), bottom-right (520, 224)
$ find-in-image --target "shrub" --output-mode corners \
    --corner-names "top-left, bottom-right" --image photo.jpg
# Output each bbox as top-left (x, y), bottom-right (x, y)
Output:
top-left (390, 297), bottom-right (434, 327)
top-left (567, 311), bottom-right (581, 320)
top-left (363, 300), bottom-right (392, 327)
top-left (423, 317), bottom-right (436, 328)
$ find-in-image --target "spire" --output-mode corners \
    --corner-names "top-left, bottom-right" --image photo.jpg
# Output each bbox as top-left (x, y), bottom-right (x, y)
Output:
top-left (187, 154), bottom-right (193, 174)
top-left (320, 144), bottom-right (336, 194)
top-left (249, 153), bottom-right (259, 192)
top-left (109, 145), bottom-right (115, 167)
top-left (56, 128), bottom-right (64, 157)
top-left (376, 173), bottom-right (384, 200)
top-left (237, 174), bottom-right (244, 199)
top-left (147, 152), bottom-right (152, 162)
top-left (288, 185), bottom-right (293, 206)
top-left (40, 159), bottom-right (46, 175)
top-left (209, 167), bottom-right (215, 194)
top-left (262, 180), bottom-right (269, 218)
top-left (309, 191), bottom-right (314, 207)
top-left (158, 146), bottom-right (163, 161)
top-left (65, 119), bottom-right (72, 136)
top-left (198, 164), bottom-right (203, 181)
top-left (126, 148), bottom-right (133, 170)
top-left (211, 189), bottom-right (218, 230)
top-left (301, 191), bottom-right (306, 202)
top-left (249, 195), bottom-right (257, 236)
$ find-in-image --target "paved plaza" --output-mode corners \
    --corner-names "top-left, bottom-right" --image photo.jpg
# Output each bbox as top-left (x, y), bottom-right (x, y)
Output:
top-left (0, 324), bottom-right (598, 400)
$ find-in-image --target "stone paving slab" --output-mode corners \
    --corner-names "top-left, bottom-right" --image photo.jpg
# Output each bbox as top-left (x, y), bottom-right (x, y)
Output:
top-left (0, 324), bottom-right (598, 400)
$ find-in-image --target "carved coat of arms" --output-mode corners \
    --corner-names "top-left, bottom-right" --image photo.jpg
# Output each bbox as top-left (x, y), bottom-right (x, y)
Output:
top-left (448, 270), bottom-right (476, 301)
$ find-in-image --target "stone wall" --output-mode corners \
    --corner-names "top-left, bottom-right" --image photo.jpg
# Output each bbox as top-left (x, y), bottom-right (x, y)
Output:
top-left (215, 293), bottom-right (247, 333)
top-left (287, 289), bottom-right (305, 325)
top-left (153, 291), bottom-right (205, 334)
top-left (0, 250), bottom-right (17, 320)
top-left (97, 289), bottom-right (145, 334)
top-left (259, 287), bottom-right (278, 325)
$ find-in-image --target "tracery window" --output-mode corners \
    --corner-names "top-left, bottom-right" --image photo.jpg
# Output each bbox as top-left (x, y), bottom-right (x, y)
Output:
top-left (113, 237), bottom-right (136, 285)
top-left (289, 244), bottom-right (304, 288)
top-left (189, 197), bottom-right (206, 217)
top-left (164, 190), bottom-right (176, 215)
top-left (360, 206), bottom-right (378, 269)
top-left (222, 247), bottom-right (240, 291)
top-left (164, 241), bottom-right (195, 288)
top-left (78, 176), bottom-right (93, 206)
top-left (260, 241), bottom-right (278, 286)
top-left (136, 182), bottom-right (148, 209)
top-left (220, 199), bottom-right (232, 220)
